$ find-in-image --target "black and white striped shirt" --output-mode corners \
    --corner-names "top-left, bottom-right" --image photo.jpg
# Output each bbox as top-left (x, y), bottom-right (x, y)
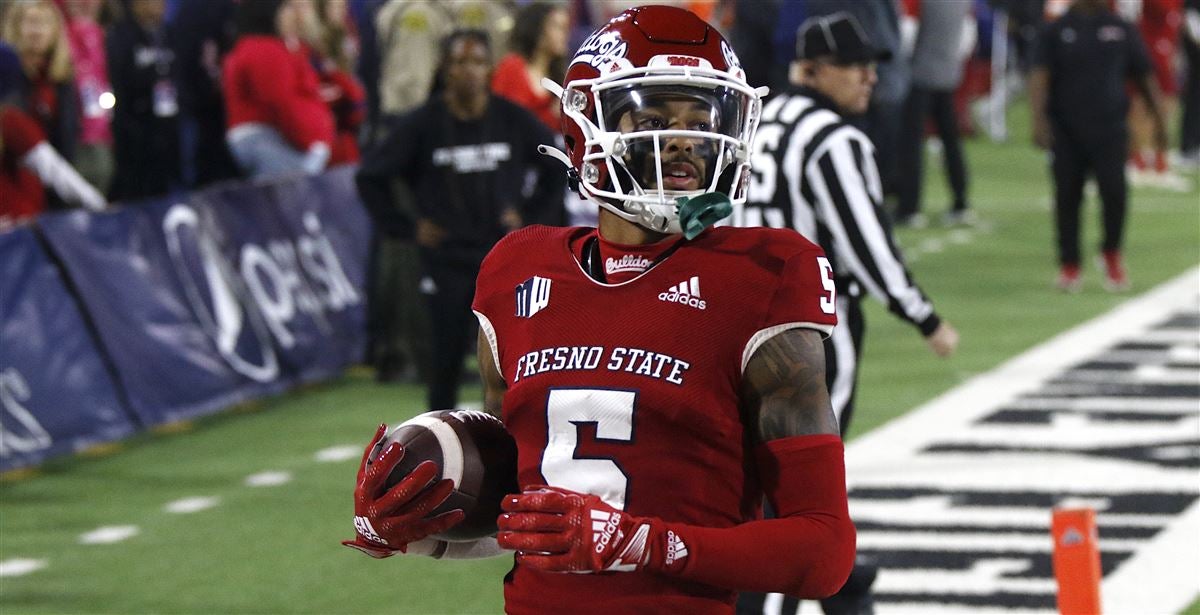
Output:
top-left (733, 87), bottom-right (940, 335)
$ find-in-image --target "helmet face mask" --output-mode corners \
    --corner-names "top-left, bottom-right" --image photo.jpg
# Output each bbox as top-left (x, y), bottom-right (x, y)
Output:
top-left (552, 6), bottom-right (765, 235)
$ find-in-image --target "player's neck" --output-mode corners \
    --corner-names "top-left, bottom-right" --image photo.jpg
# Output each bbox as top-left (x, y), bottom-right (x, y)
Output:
top-left (597, 209), bottom-right (671, 245)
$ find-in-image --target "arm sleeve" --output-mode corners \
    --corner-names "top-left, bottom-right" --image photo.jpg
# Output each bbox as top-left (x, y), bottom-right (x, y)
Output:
top-left (22, 143), bottom-right (106, 211)
top-left (354, 112), bottom-right (421, 239)
top-left (806, 129), bottom-right (941, 335)
top-left (646, 435), bottom-right (855, 598)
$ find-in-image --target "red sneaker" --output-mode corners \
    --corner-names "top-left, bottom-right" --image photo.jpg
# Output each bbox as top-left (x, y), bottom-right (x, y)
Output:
top-left (1099, 251), bottom-right (1130, 292)
top-left (1056, 264), bottom-right (1082, 293)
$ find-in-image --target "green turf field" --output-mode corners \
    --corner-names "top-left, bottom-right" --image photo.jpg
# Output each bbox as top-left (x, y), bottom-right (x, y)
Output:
top-left (2, 103), bottom-right (1197, 613)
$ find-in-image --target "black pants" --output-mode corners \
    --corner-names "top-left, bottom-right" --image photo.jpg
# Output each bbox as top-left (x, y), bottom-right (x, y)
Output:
top-left (368, 237), bottom-right (431, 381)
top-left (1050, 125), bottom-right (1129, 266)
top-left (736, 294), bottom-right (867, 615)
top-left (1181, 33), bottom-right (1200, 154)
top-left (421, 255), bottom-right (480, 410)
top-left (861, 99), bottom-right (904, 197)
top-left (897, 86), bottom-right (969, 218)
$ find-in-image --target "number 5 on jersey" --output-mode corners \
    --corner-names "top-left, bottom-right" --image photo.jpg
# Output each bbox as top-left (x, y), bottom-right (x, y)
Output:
top-left (817, 256), bottom-right (836, 314)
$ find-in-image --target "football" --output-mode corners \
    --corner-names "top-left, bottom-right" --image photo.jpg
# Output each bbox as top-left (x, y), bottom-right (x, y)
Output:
top-left (369, 409), bottom-right (519, 542)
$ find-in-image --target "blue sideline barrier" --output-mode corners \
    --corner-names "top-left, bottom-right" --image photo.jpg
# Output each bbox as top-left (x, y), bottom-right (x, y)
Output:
top-left (0, 227), bottom-right (136, 471)
top-left (0, 167), bottom-right (372, 472)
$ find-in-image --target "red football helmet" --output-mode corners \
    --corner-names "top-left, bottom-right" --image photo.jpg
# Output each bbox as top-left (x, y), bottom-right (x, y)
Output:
top-left (540, 5), bottom-right (766, 234)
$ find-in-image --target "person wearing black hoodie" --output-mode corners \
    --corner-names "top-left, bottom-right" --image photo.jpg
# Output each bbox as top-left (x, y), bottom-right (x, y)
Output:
top-left (356, 29), bottom-right (565, 410)
top-left (106, 0), bottom-right (180, 201)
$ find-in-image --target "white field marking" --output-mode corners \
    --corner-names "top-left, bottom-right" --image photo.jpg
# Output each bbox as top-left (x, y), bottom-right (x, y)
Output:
top-left (947, 229), bottom-right (974, 244)
top-left (1104, 500), bottom-right (1200, 615)
top-left (845, 266), bottom-right (1200, 615)
top-left (314, 445), bottom-right (359, 462)
top-left (1005, 396), bottom-right (1197, 412)
top-left (851, 496), bottom-right (1177, 528)
top-left (244, 471), bottom-right (292, 487)
top-left (856, 531), bottom-right (1139, 553)
top-left (876, 560), bottom-right (1059, 594)
top-left (163, 496), bottom-right (219, 514)
top-left (0, 558), bottom-right (48, 577)
top-left (918, 238), bottom-right (945, 254)
top-left (78, 525), bottom-right (139, 545)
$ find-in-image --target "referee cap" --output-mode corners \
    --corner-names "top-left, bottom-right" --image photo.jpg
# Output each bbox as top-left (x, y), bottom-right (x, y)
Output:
top-left (796, 12), bottom-right (892, 64)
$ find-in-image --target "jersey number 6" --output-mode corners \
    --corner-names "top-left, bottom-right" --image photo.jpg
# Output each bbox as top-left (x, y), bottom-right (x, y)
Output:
top-left (541, 388), bottom-right (635, 510)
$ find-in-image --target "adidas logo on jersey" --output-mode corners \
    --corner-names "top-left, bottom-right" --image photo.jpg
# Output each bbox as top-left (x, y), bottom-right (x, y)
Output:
top-left (658, 276), bottom-right (706, 310)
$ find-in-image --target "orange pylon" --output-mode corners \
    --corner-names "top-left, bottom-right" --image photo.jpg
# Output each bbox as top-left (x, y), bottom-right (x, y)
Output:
top-left (1051, 507), bottom-right (1103, 615)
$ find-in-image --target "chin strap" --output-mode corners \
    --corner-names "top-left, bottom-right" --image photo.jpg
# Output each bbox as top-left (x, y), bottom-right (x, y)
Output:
top-left (677, 193), bottom-right (733, 240)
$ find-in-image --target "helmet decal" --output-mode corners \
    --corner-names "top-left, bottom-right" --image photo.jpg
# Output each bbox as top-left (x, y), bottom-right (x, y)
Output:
top-left (544, 5), bottom-right (767, 235)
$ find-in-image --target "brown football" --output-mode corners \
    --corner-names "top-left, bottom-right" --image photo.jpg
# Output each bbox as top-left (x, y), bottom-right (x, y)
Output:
top-left (368, 410), bottom-right (519, 542)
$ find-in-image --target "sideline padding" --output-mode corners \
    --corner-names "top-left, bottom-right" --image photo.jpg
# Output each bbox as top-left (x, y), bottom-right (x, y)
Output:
top-left (0, 168), bottom-right (372, 471)
top-left (0, 227), bottom-right (136, 472)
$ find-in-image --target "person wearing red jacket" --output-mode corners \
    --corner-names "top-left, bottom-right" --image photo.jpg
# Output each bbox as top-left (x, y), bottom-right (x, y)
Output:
top-left (1, 104), bottom-right (105, 228)
top-left (221, 0), bottom-right (334, 179)
top-left (490, 2), bottom-right (570, 131)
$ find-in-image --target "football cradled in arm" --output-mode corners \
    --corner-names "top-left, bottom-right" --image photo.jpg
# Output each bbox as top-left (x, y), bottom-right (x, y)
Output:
top-left (497, 328), bottom-right (856, 597)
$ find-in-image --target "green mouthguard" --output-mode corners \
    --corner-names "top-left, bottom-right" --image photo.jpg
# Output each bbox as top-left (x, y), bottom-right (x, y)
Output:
top-left (677, 193), bottom-right (733, 240)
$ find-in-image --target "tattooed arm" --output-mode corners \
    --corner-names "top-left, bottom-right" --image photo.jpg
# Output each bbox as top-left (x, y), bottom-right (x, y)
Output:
top-left (741, 327), bottom-right (840, 443)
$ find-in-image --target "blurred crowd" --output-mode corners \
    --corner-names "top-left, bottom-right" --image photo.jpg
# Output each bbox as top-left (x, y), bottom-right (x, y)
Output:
top-left (1, 0), bottom-right (1197, 224)
top-left (1, 0), bottom-right (1197, 393)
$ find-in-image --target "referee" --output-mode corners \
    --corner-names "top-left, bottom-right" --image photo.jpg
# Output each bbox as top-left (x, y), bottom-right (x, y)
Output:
top-left (734, 13), bottom-right (959, 615)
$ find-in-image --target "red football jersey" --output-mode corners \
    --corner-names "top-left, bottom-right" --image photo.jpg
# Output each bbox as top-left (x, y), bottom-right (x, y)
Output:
top-left (472, 225), bottom-right (837, 614)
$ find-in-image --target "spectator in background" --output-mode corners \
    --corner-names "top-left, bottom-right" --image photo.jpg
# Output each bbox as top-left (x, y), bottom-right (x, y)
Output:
top-left (491, 1), bottom-right (569, 131)
top-left (171, 0), bottom-right (239, 188)
top-left (356, 29), bottom-right (565, 410)
top-left (1182, 0), bottom-right (1200, 165)
top-left (365, 0), bottom-right (511, 384)
top-left (308, 0), bottom-right (366, 165)
top-left (2, 0), bottom-right (80, 168)
top-left (1029, 0), bottom-right (1167, 293)
top-left (106, 0), bottom-right (181, 201)
top-left (61, 0), bottom-right (113, 194)
top-left (349, 0), bottom-right (386, 144)
top-left (3, 43), bottom-right (103, 224)
top-left (222, 0), bottom-right (333, 180)
top-left (1125, 0), bottom-right (1188, 189)
top-left (895, 0), bottom-right (975, 227)
top-left (374, 0), bottom-right (511, 116)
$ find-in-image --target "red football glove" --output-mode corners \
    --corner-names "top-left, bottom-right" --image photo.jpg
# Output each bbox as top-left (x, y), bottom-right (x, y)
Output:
top-left (496, 485), bottom-right (659, 573)
top-left (341, 424), bottom-right (465, 558)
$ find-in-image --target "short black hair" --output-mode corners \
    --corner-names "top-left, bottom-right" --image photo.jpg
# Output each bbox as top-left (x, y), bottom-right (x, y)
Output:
top-left (236, 0), bottom-right (286, 37)
top-left (439, 28), bottom-right (491, 65)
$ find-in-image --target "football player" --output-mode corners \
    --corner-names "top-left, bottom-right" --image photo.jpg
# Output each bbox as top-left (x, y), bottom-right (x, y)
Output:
top-left (344, 6), bottom-right (856, 613)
